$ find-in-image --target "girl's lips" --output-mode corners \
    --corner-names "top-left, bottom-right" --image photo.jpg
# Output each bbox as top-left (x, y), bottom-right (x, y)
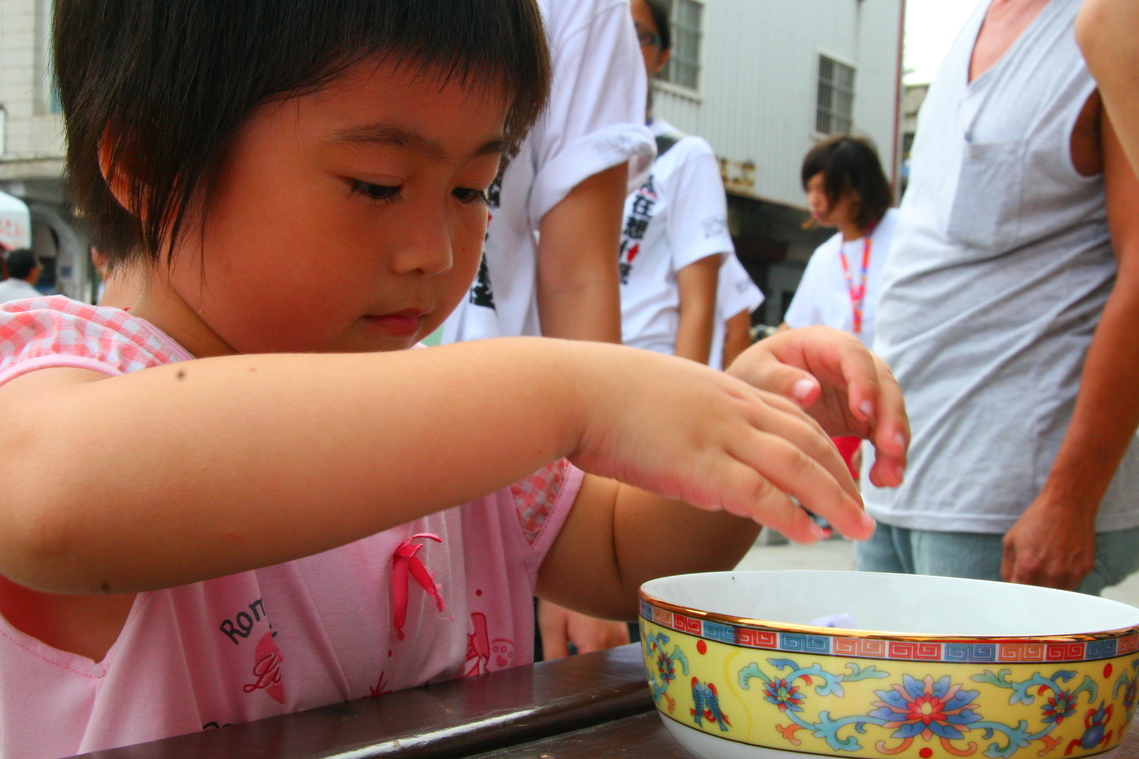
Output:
top-left (364, 311), bottom-right (425, 336)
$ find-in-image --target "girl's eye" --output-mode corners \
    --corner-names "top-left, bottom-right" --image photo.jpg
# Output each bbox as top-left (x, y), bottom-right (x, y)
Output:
top-left (453, 187), bottom-right (489, 205)
top-left (349, 181), bottom-right (401, 203)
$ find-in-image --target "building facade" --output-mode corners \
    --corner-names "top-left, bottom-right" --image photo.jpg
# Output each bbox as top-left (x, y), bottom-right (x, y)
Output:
top-left (0, 0), bottom-right (91, 300)
top-left (652, 0), bottom-right (905, 325)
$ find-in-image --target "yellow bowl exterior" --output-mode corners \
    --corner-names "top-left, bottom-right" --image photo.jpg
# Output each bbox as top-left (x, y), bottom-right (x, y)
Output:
top-left (641, 617), bottom-right (1139, 759)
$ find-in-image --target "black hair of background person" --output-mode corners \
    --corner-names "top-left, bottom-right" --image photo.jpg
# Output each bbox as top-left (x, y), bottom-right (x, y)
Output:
top-left (642, 0), bottom-right (672, 50)
top-left (4, 250), bottom-right (39, 281)
top-left (801, 136), bottom-right (894, 230)
top-left (54, 0), bottom-right (552, 267)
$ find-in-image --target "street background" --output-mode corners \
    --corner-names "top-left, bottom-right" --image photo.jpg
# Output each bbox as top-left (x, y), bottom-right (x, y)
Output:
top-left (738, 535), bottom-right (1139, 608)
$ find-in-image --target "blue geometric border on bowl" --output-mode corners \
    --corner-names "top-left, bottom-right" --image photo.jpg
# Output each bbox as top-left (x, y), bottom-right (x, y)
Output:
top-left (639, 597), bottom-right (1139, 664)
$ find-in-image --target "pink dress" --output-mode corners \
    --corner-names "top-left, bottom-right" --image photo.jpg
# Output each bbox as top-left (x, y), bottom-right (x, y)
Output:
top-left (0, 296), bottom-right (582, 758)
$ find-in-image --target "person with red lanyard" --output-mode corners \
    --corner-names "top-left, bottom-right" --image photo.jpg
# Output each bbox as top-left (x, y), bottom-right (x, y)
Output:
top-left (781, 135), bottom-right (896, 481)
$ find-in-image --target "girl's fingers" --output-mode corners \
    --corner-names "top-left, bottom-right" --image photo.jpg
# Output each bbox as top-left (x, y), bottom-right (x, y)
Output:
top-left (735, 387), bottom-right (862, 504)
top-left (854, 355), bottom-right (908, 487)
top-left (833, 342), bottom-right (883, 424)
top-left (733, 353), bottom-right (822, 407)
top-left (766, 335), bottom-right (910, 489)
top-left (728, 428), bottom-right (872, 541)
top-left (710, 458), bottom-right (823, 543)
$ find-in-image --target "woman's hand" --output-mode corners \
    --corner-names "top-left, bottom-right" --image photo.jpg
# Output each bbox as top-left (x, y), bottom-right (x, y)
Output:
top-left (725, 326), bottom-right (908, 489)
top-left (566, 343), bottom-right (873, 543)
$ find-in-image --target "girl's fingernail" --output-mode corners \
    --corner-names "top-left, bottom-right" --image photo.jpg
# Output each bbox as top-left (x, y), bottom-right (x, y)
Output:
top-left (894, 464), bottom-right (905, 483)
top-left (808, 521), bottom-right (826, 540)
top-left (859, 400), bottom-right (874, 418)
top-left (894, 432), bottom-right (906, 449)
top-left (792, 379), bottom-right (815, 403)
top-left (861, 512), bottom-right (877, 533)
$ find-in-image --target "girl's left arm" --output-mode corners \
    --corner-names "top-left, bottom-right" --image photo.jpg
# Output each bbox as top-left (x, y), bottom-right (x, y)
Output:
top-left (537, 471), bottom-right (759, 620)
top-left (537, 327), bottom-right (908, 618)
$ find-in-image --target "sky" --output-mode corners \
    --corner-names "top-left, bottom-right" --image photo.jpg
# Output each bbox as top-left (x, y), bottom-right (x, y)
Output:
top-left (904, 0), bottom-right (984, 84)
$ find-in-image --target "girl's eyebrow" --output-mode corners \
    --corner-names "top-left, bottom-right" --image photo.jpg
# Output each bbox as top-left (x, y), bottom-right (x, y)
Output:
top-left (333, 122), bottom-right (507, 161)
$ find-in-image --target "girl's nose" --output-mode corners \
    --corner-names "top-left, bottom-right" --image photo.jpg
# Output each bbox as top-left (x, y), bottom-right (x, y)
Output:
top-left (390, 224), bottom-right (453, 277)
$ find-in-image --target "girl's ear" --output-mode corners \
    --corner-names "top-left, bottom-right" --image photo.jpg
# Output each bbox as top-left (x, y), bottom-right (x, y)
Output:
top-left (97, 130), bottom-right (141, 217)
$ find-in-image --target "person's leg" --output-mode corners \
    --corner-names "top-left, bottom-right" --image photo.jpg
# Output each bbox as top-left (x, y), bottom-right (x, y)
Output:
top-left (866, 525), bottom-right (1139, 592)
top-left (909, 530), bottom-right (1004, 581)
top-left (854, 522), bottom-right (914, 574)
top-left (1076, 526), bottom-right (1139, 596)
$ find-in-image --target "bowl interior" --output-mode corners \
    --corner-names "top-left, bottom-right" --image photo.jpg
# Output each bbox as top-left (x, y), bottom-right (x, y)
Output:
top-left (642, 570), bottom-right (1139, 637)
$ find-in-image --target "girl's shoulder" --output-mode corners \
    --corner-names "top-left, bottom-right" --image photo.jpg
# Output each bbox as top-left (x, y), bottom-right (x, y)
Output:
top-left (0, 296), bottom-right (192, 385)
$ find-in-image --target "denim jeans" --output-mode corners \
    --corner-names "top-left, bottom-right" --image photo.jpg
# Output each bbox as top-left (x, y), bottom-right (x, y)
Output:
top-left (853, 523), bottom-right (1139, 595)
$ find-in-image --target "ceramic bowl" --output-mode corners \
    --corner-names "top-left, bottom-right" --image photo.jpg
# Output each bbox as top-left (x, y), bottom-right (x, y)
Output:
top-left (639, 570), bottom-right (1139, 759)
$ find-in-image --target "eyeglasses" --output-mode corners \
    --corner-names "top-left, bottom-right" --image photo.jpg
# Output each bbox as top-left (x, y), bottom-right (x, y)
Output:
top-left (636, 30), bottom-right (661, 48)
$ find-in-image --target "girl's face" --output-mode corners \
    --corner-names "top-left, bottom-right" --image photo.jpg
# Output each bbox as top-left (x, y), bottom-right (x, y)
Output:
top-left (144, 59), bottom-right (509, 356)
top-left (805, 171), bottom-right (860, 230)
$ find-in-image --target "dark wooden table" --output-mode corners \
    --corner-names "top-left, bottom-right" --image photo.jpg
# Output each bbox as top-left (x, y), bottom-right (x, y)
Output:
top-left (77, 644), bottom-right (656, 759)
top-left (76, 643), bottom-right (1139, 759)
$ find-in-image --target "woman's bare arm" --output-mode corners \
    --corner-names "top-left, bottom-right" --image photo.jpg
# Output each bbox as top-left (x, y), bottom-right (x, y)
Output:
top-left (1077, 0), bottom-right (1139, 175)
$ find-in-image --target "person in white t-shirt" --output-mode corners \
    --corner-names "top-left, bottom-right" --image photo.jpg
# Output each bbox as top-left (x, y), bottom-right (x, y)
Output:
top-left (713, 255), bottom-right (765, 370)
top-left (441, 0), bottom-right (655, 660)
top-left (782, 136), bottom-right (896, 349)
top-left (617, 0), bottom-right (731, 365)
top-left (782, 135), bottom-right (895, 478)
top-left (0, 249), bottom-right (43, 304)
top-left (441, 0), bottom-right (655, 346)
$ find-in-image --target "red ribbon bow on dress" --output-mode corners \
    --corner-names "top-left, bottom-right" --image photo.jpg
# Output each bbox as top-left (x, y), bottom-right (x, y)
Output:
top-left (392, 533), bottom-right (446, 640)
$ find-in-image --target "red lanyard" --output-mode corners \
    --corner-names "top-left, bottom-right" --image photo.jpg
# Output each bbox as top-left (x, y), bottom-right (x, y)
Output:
top-left (838, 234), bottom-right (872, 334)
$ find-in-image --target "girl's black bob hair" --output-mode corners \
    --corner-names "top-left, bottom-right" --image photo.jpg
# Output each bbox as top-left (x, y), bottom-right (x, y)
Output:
top-left (54, 0), bottom-right (551, 264)
top-left (801, 135), bottom-right (893, 231)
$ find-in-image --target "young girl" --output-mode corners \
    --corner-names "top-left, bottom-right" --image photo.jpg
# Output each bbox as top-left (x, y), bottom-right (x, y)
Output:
top-left (781, 136), bottom-right (898, 480)
top-left (0, 1), bottom-right (905, 756)
top-left (782, 136), bottom-right (896, 351)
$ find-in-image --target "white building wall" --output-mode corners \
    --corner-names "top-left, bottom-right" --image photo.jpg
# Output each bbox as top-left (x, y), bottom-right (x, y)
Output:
top-left (0, 0), bottom-right (64, 178)
top-left (653, 0), bottom-right (903, 210)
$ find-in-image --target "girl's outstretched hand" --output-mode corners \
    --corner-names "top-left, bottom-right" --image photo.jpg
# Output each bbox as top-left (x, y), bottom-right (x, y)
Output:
top-left (565, 344), bottom-right (874, 544)
top-left (726, 326), bottom-right (909, 490)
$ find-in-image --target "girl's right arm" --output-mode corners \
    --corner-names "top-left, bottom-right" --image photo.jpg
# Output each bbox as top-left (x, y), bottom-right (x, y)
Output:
top-left (0, 338), bottom-right (861, 595)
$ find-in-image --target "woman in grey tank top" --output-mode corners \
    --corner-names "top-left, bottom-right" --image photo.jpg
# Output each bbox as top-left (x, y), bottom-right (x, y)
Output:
top-left (858, 0), bottom-right (1139, 595)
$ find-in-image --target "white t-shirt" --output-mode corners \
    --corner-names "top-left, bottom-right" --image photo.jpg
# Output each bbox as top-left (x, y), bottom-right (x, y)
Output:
top-left (441, 0), bottom-right (655, 342)
top-left (618, 119), bottom-right (734, 357)
top-left (783, 208), bottom-right (897, 349)
top-left (709, 255), bottom-right (764, 370)
top-left (0, 278), bottom-right (41, 304)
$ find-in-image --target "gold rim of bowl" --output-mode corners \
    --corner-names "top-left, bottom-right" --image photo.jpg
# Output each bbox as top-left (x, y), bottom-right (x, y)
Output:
top-left (639, 590), bottom-right (1139, 645)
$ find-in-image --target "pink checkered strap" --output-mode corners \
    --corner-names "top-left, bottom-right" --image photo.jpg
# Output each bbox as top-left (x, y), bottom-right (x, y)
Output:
top-left (511, 459), bottom-right (570, 547)
top-left (0, 296), bottom-right (192, 388)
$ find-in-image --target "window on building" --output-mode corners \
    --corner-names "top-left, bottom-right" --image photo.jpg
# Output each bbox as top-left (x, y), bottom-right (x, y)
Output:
top-left (660, 0), bottom-right (703, 92)
top-left (816, 54), bottom-right (855, 135)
